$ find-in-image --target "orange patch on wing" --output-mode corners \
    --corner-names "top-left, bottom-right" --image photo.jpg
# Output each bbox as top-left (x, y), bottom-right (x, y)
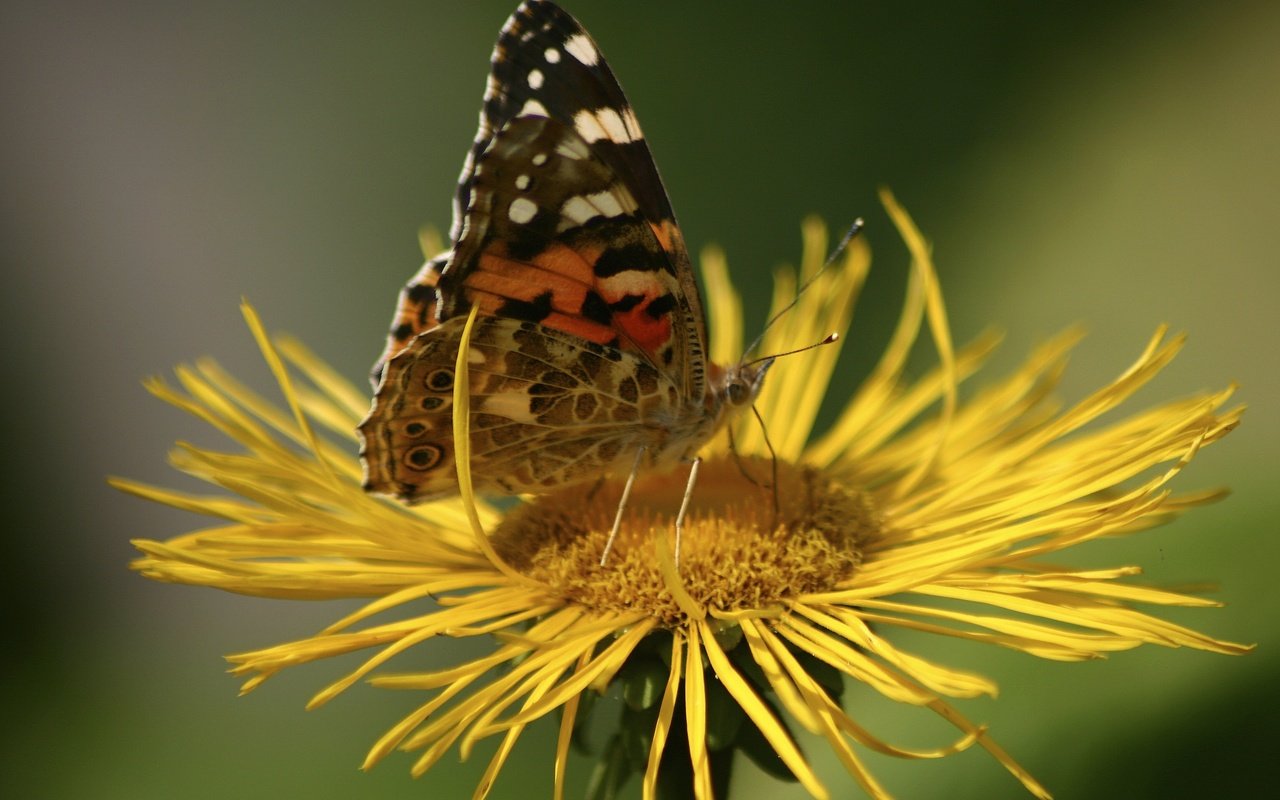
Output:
top-left (473, 251), bottom-right (590, 314)
top-left (541, 311), bottom-right (617, 345)
top-left (466, 239), bottom-right (674, 357)
top-left (648, 219), bottom-right (679, 254)
top-left (468, 241), bottom-right (615, 313)
top-left (376, 260), bottom-right (445, 376)
top-left (463, 287), bottom-right (619, 346)
top-left (593, 271), bottom-right (674, 359)
top-left (393, 299), bottom-right (440, 339)
top-left (610, 297), bottom-right (672, 358)
top-left (532, 241), bottom-right (604, 285)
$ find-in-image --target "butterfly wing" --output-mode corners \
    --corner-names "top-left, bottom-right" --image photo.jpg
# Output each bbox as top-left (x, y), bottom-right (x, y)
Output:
top-left (371, 252), bottom-right (448, 386)
top-left (360, 315), bottom-right (680, 502)
top-left (371, 0), bottom-right (708, 399)
top-left (362, 2), bottom-right (714, 502)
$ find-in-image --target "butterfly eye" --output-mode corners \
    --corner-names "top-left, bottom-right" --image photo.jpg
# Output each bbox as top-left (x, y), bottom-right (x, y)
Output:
top-left (725, 379), bottom-right (751, 406)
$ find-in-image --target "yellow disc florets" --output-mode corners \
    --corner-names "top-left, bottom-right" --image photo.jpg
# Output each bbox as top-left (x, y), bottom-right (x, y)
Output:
top-left (492, 457), bottom-right (878, 627)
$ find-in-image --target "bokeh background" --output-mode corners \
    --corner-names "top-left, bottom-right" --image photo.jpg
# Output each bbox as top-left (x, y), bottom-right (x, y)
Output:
top-left (3, 1), bottom-right (1276, 797)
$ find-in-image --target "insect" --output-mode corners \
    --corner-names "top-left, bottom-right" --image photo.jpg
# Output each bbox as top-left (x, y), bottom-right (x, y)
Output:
top-left (358, 1), bottom-right (775, 557)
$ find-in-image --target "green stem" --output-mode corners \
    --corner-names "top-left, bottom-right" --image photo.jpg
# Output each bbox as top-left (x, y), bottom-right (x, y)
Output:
top-left (709, 745), bottom-right (735, 798)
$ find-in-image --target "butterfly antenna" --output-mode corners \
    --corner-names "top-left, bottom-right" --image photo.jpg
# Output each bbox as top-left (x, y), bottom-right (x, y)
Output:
top-left (743, 218), bottom-right (864, 359)
top-left (742, 332), bottom-right (839, 369)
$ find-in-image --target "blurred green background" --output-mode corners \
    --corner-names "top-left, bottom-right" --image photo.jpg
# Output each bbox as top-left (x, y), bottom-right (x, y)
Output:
top-left (3, 1), bottom-right (1276, 797)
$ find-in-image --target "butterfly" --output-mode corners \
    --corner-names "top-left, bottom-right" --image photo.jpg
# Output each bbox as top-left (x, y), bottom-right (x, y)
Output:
top-left (358, 1), bottom-right (773, 511)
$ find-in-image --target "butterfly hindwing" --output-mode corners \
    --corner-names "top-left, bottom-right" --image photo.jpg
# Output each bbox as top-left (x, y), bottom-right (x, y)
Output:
top-left (359, 315), bottom-right (679, 502)
top-left (371, 252), bottom-right (448, 385)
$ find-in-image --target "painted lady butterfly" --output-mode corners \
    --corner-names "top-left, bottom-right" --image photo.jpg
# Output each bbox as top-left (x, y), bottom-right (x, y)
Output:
top-left (358, 1), bottom-right (772, 511)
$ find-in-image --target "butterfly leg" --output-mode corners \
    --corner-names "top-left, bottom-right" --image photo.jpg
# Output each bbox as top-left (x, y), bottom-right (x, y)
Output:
top-left (751, 404), bottom-right (781, 532)
top-left (599, 446), bottom-right (646, 566)
top-left (727, 424), bottom-right (767, 489)
top-left (673, 456), bottom-right (702, 568)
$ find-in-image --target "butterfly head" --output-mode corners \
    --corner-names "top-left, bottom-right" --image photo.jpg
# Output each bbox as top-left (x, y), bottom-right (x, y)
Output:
top-left (718, 358), bottom-right (774, 409)
top-left (717, 331), bottom-right (841, 412)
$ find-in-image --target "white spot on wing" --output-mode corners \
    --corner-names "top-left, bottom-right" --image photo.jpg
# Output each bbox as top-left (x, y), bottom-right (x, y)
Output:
top-left (556, 189), bottom-right (633, 232)
top-left (484, 74), bottom-right (503, 100)
top-left (586, 190), bottom-right (626, 217)
top-left (573, 109), bottom-right (608, 143)
top-left (601, 269), bottom-right (670, 297)
top-left (573, 108), bottom-right (641, 145)
top-left (597, 107), bottom-right (637, 143)
top-left (515, 174), bottom-right (530, 190)
top-left (468, 347), bottom-right (485, 365)
top-left (531, 153), bottom-right (548, 166)
top-left (564, 34), bottom-right (598, 65)
top-left (480, 392), bottom-right (538, 422)
top-left (527, 69), bottom-right (544, 89)
top-left (508, 197), bottom-right (538, 224)
top-left (561, 195), bottom-right (599, 225)
top-left (519, 99), bottom-right (549, 117)
top-left (544, 47), bottom-right (561, 63)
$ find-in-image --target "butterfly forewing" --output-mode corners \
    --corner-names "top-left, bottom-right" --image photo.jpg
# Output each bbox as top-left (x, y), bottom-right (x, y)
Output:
top-left (373, 1), bottom-right (708, 390)
top-left (471, 1), bottom-right (675, 227)
top-left (447, 112), bottom-right (701, 376)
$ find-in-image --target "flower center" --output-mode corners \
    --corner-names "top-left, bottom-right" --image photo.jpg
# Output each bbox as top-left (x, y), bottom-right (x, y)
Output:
top-left (491, 457), bottom-right (877, 626)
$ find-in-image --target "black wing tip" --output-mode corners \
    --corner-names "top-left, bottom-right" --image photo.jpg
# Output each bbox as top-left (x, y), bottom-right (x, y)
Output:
top-left (508, 1), bottom-right (580, 34)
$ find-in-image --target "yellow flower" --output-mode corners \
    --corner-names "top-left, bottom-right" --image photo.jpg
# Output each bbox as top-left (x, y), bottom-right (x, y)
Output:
top-left (118, 193), bottom-right (1249, 799)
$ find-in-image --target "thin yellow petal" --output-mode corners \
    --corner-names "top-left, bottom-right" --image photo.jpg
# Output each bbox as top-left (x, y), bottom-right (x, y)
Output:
top-left (806, 258), bottom-right (926, 467)
top-left (749, 218), bottom-right (870, 458)
top-left (927, 698), bottom-right (1053, 799)
top-left (700, 243), bottom-right (742, 367)
top-left (880, 189), bottom-right (957, 500)
top-left (473, 669), bottom-right (562, 799)
top-left (737, 619), bottom-right (823, 734)
top-left (656, 521), bottom-right (706, 621)
top-left (491, 618), bottom-right (655, 731)
top-left (194, 357), bottom-right (362, 464)
top-left (554, 650), bottom-right (595, 800)
top-left (240, 300), bottom-right (343, 489)
top-left (274, 333), bottom-right (371, 423)
top-left (452, 304), bottom-right (542, 588)
top-left (698, 620), bottom-right (830, 799)
top-left (684, 623), bottom-right (712, 800)
top-left (854, 600), bottom-right (1139, 659)
top-left (642, 633), bottom-right (685, 800)
top-left (795, 604), bottom-right (997, 698)
top-left (778, 613), bottom-right (935, 705)
top-left (758, 618), bottom-right (972, 790)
